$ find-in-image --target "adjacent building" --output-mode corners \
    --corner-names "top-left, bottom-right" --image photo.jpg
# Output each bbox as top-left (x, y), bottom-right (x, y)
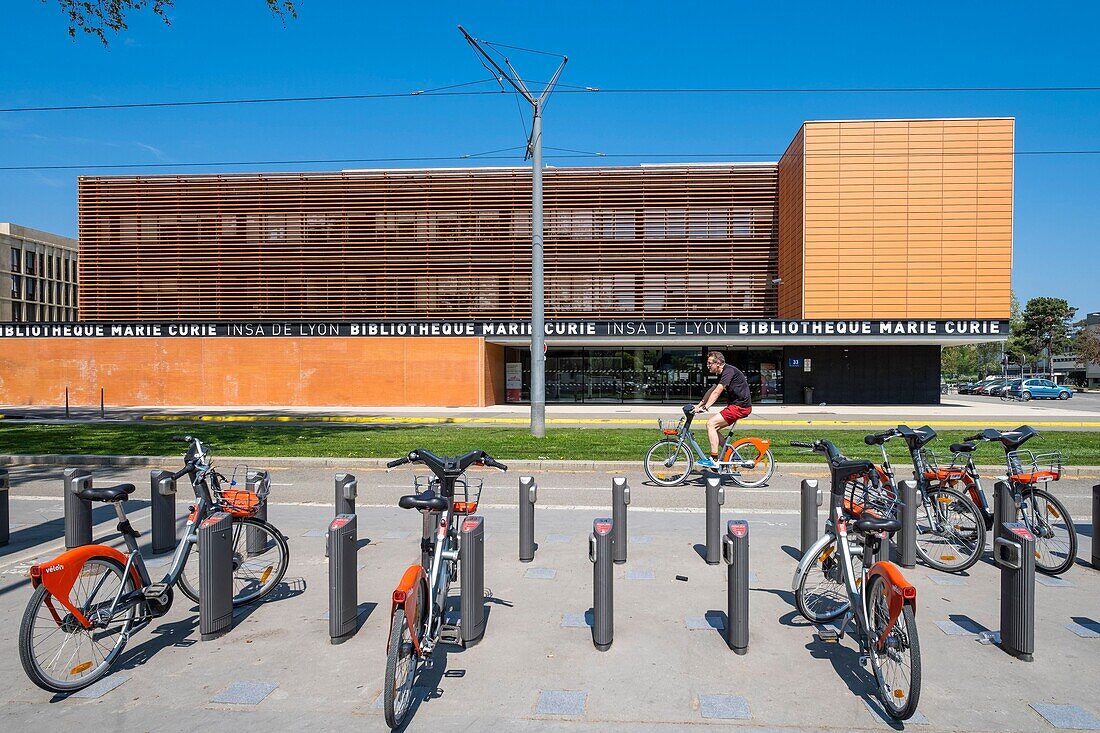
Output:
top-left (0, 117), bottom-right (1014, 407)
top-left (1, 224), bottom-right (79, 323)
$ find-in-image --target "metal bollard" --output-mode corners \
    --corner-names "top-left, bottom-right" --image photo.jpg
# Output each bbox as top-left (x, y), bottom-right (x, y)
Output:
top-left (612, 477), bottom-right (630, 565)
top-left (723, 520), bottom-right (750, 654)
top-left (897, 479), bottom-right (917, 568)
top-left (590, 518), bottom-right (614, 651)
top-left (995, 522), bottom-right (1036, 661)
top-left (246, 470), bottom-right (271, 555)
top-left (150, 469), bottom-right (177, 555)
top-left (459, 515), bottom-right (486, 646)
top-left (63, 468), bottom-right (93, 549)
top-left (199, 511), bottom-right (234, 641)
top-left (800, 479), bottom-right (821, 557)
top-left (519, 476), bottom-right (537, 562)
top-left (0, 468), bottom-right (9, 547)
top-left (326, 473), bottom-right (357, 559)
top-left (705, 476), bottom-right (726, 564)
top-left (992, 481), bottom-right (1016, 568)
top-left (1092, 485), bottom-right (1099, 570)
top-left (328, 513), bottom-right (358, 645)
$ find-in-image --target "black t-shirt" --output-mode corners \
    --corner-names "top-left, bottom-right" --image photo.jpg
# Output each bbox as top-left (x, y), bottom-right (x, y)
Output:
top-left (718, 364), bottom-right (752, 408)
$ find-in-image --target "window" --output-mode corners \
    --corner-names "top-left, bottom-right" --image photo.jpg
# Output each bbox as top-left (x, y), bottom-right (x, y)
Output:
top-left (11, 274), bottom-right (20, 297)
top-left (25, 278), bottom-right (35, 300)
top-left (25, 251), bottom-right (34, 274)
top-left (12, 303), bottom-right (20, 322)
top-left (38, 253), bottom-right (44, 275)
top-left (10, 248), bottom-right (19, 272)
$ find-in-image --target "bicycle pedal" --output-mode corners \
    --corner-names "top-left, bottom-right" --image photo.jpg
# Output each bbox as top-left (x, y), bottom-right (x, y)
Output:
top-left (142, 582), bottom-right (169, 599)
top-left (816, 627), bottom-right (842, 643)
top-left (859, 654), bottom-right (870, 668)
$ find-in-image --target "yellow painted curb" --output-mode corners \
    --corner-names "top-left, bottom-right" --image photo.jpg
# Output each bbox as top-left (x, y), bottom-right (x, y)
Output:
top-left (140, 414), bottom-right (1100, 428)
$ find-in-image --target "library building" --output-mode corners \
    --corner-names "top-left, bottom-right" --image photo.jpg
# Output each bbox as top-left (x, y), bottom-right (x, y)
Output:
top-left (0, 117), bottom-right (1013, 407)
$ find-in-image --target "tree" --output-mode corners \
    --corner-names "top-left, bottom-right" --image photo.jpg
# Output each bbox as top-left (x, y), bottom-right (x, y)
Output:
top-left (46, 1), bottom-right (296, 45)
top-left (1074, 318), bottom-right (1100, 369)
top-left (1017, 297), bottom-right (1077, 379)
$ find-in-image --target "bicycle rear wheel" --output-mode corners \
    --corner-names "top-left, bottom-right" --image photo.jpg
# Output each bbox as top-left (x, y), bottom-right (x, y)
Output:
top-left (643, 438), bottom-right (693, 486)
top-left (796, 537), bottom-right (851, 623)
top-left (1020, 488), bottom-right (1077, 575)
top-left (384, 607), bottom-right (419, 729)
top-left (18, 556), bottom-right (136, 693)
top-left (726, 443), bottom-right (775, 488)
top-left (178, 516), bottom-right (290, 606)
top-left (913, 486), bottom-right (985, 573)
top-left (867, 573), bottom-right (921, 720)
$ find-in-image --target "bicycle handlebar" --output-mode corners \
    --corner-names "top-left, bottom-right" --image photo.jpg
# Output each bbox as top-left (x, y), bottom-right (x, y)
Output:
top-left (386, 449), bottom-right (508, 474)
top-left (387, 456), bottom-right (411, 469)
top-left (170, 461), bottom-right (195, 481)
top-left (789, 439), bottom-right (844, 463)
top-left (863, 428), bottom-right (899, 445)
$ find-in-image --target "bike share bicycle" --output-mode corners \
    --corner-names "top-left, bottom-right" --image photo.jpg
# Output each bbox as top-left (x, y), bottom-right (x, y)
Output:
top-left (864, 425), bottom-right (987, 573)
top-left (790, 438), bottom-right (921, 721)
top-left (18, 436), bottom-right (288, 693)
top-left (382, 448), bottom-right (507, 729)
top-left (923, 426), bottom-right (1076, 575)
top-left (643, 404), bottom-right (774, 487)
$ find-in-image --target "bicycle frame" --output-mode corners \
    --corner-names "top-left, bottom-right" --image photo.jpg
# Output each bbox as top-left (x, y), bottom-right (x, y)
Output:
top-left (670, 408), bottom-right (768, 470)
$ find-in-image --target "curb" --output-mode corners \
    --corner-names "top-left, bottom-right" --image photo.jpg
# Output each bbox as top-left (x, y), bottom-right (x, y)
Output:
top-left (2, 454), bottom-right (1098, 479)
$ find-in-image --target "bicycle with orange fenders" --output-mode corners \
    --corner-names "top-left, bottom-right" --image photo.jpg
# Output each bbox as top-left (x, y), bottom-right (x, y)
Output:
top-left (17, 435), bottom-right (287, 693)
top-left (644, 403), bottom-right (774, 487)
top-left (790, 438), bottom-right (922, 721)
top-left (382, 448), bottom-right (507, 729)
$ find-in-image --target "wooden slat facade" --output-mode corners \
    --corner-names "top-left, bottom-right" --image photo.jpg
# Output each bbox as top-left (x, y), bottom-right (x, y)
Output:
top-left (77, 164), bottom-right (780, 321)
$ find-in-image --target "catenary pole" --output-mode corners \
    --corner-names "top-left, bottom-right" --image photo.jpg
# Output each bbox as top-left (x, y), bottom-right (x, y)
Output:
top-left (459, 25), bottom-right (566, 438)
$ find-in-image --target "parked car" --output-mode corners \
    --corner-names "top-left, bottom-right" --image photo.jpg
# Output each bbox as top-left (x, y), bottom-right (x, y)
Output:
top-left (988, 380), bottom-right (1011, 397)
top-left (957, 381), bottom-right (977, 394)
top-left (1006, 378), bottom-right (1074, 401)
top-left (975, 378), bottom-right (1006, 396)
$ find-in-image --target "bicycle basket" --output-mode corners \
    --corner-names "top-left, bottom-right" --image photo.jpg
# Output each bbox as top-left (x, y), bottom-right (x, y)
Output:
top-left (919, 448), bottom-right (941, 474)
top-left (658, 416), bottom-right (685, 436)
top-left (842, 472), bottom-right (899, 521)
top-left (212, 466), bottom-right (267, 517)
top-left (413, 474), bottom-right (484, 515)
top-left (1006, 450), bottom-right (1063, 483)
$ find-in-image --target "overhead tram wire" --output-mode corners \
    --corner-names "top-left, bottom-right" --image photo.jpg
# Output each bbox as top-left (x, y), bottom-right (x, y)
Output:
top-left (4, 84), bottom-right (1100, 113)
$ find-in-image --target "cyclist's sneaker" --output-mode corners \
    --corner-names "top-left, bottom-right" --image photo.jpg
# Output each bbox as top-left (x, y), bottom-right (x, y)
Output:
top-left (696, 456), bottom-right (718, 470)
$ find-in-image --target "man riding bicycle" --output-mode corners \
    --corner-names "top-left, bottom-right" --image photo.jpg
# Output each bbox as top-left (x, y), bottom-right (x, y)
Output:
top-left (693, 351), bottom-right (753, 469)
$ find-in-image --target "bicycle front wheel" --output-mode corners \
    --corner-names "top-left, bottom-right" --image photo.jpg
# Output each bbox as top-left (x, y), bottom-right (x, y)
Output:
top-left (726, 443), bottom-right (775, 488)
top-left (178, 516), bottom-right (290, 606)
top-left (914, 485), bottom-right (985, 573)
top-left (796, 537), bottom-right (851, 623)
top-left (644, 438), bottom-right (693, 486)
top-left (1020, 487), bottom-right (1077, 575)
top-left (384, 608), bottom-right (419, 729)
top-left (867, 574), bottom-right (921, 720)
top-left (19, 556), bottom-right (136, 693)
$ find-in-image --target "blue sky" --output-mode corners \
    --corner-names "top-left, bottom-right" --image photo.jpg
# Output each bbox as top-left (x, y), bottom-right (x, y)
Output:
top-left (2, 1), bottom-right (1097, 315)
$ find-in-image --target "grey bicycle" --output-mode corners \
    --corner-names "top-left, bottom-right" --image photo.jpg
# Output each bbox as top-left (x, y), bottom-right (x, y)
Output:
top-left (644, 404), bottom-right (775, 487)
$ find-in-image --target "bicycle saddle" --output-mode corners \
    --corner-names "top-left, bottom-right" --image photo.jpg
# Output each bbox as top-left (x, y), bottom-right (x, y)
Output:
top-left (854, 516), bottom-right (902, 534)
top-left (76, 483), bottom-right (136, 503)
top-left (398, 492), bottom-right (448, 512)
top-left (950, 442), bottom-right (977, 453)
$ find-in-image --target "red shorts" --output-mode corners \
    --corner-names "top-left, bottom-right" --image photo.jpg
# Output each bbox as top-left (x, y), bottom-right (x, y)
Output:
top-left (720, 404), bottom-right (752, 424)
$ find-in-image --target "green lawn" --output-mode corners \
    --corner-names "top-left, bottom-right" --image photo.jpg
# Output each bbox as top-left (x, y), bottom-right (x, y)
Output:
top-left (1, 423), bottom-right (1098, 465)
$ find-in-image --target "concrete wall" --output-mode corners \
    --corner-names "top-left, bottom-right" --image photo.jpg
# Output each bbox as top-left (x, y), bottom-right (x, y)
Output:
top-left (0, 337), bottom-right (492, 407)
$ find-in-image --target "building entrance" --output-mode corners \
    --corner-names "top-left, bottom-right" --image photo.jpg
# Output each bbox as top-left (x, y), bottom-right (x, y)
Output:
top-left (503, 346), bottom-right (784, 404)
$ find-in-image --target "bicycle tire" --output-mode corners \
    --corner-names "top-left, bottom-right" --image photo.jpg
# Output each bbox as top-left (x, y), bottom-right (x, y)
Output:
top-left (796, 536), bottom-right (851, 623)
top-left (913, 485), bottom-right (985, 573)
top-left (177, 516), bottom-right (290, 606)
top-left (867, 574), bottom-right (922, 720)
top-left (19, 556), bottom-right (136, 693)
top-left (726, 445), bottom-right (775, 488)
top-left (1020, 487), bottom-right (1077, 575)
top-left (384, 608), bottom-right (418, 729)
top-left (643, 438), bottom-right (693, 486)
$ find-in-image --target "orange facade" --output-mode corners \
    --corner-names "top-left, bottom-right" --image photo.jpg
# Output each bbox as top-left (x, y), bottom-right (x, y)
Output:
top-left (778, 118), bottom-right (1013, 319)
top-left (0, 337), bottom-right (494, 407)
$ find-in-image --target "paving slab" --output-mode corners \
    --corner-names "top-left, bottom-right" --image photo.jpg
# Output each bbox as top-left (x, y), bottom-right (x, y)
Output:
top-left (1030, 703), bottom-right (1100, 730)
top-left (698, 694), bottom-right (751, 720)
top-left (211, 681), bottom-right (278, 705)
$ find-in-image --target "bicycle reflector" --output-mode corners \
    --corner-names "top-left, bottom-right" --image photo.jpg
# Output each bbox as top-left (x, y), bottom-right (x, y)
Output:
top-left (392, 589), bottom-right (406, 603)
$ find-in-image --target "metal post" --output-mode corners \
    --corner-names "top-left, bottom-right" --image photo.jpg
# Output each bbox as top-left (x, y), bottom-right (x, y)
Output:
top-left (705, 476), bottom-right (726, 564)
top-left (0, 468), bottom-right (9, 547)
top-left (995, 522), bottom-right (1036, 661)
top-left (335, 473), bottom-right (356, 516)
top-left (459, 515), bottom-right (486, 646)
top-left (992, 480), bottom-right (1015, 568)
top-left (150, 469), bottom-right (177, 555)
top-left (65, 387), bottom-right (69, 418)
top-left (590, 518), bottom-right (614, 651)
top-left (199, 511), bottom-right (234, 641)
top-left (897, 479), bottom-right (917, 568)
top-left (63, 468), bottom-right (93, 549)
top-left (100, 387), bottom-right (104, 419)
top-left (612, 477), bottom-right (629, 564)
top-left (1092, 484), bottom-right (1099, 570)
top-left (723, 520), bottom-right (749, 655)
top-left (328, 513), bottom-right (358, 645)
top-left (246, 470), bottom-right (270, 554)
top-left (519, 476), bottom-right (537, 562)
top-left (530, 104), bottom-right (545, 438)
top-left (800, 479), bottom-right (821, 557)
